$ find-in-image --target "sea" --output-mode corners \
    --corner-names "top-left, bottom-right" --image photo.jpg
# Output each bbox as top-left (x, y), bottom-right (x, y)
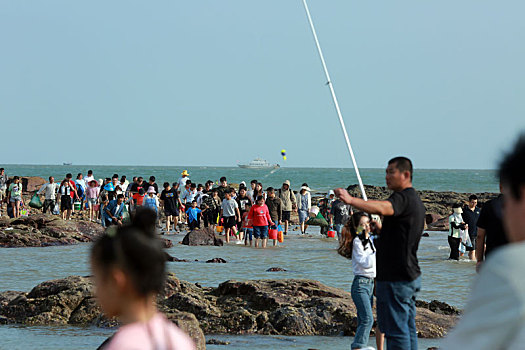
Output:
top-left (0, 165), bottom-right (498, 350)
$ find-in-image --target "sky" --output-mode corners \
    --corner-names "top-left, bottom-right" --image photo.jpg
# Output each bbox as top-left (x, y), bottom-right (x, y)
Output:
top-left (1, 1), bottom-right (524, 169)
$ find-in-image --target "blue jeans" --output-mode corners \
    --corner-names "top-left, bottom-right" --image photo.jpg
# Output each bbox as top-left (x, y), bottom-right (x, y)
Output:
top-left (253, 225), bottom-right (269, 239)
top-left (334, 224), bottom-right (344, 241)
top-left (351, 275), bottom-right (375, 349)
top-left (376, 277), bottom-right (421, 350)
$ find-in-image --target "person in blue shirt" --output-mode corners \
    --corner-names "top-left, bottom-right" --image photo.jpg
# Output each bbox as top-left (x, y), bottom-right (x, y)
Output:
top-left (104, 194), bottom-right (126, 227)
top-left (186, 200), bottom-right (205, 231)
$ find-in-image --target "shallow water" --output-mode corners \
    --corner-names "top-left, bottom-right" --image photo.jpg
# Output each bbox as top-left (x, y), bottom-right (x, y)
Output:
top-left (0, 228), bottom-right (472, 349)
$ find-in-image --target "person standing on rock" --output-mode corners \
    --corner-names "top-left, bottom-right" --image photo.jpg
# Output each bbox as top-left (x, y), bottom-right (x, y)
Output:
top-left (278, 180), bottom-right (296, 235)
top-left (37, 176), bottom-right (60, 214)
top-left (90, 208), bottom-right (196, 350)
top-left (462, 195), bottom-right (480, 261)
top-left (335, 157), bottom-right (425, 350)
top-left (59, 178), bottom-right (78, 220)
top-left (0, 168), bottom-right (7, 213)
top-left (7, 176), bottom-right (24, 218)
top-left (441, 134), bottom-right (525, 349)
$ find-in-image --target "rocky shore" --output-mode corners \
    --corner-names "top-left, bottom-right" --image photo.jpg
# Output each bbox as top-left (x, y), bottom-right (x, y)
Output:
top-left (0, 274), bottom-right (459, 348)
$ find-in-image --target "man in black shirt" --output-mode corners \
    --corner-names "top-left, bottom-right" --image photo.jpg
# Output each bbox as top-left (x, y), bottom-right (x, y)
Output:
top-left (160, 182), bottom-right (182, 233)
top-left (216, 177), bottom-right (231, 201)
top-left (462, 194), bottom-right (481, 261)
top-left (335, 157), bottom-right (425, 350)
top-left (476, 190), bottom-right (507, 271)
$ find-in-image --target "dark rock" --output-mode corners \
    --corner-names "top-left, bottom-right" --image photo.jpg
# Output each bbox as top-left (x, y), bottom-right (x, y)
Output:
top-left (206, 258), bottom-right (227, 263)
top-left (267, 267), bottom-right (287, 272)
top-left (427, 217), bottom-right (449, 232)
top-left (165, 253), bottom-right (189, 262)
top-left (160, 238), bottom-right (174, 248)
top-left (0, 275), bottom-right (458, 339)
top-left (425, 213), bottom-right (442, 225)
top-left (422, 232), bottom-right (430, 237)
top-left (206, 338), bottom-right (230, 345)
top-left (0, 215), bottom-right (104, 248)
top-left (182, 227), bottom-right (223, 246)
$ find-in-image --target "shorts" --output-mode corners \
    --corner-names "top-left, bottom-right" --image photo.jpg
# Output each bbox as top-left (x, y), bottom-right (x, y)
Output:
top-left (253, 225), bottom-right (269, 239)
top-left (466, 235), bottom-right (477, 252)
top-left (298, 209), bottom-right (309, 223)
top-left (10, 196), bottom-right (22, 203)
top-left (0, 188), bottom-right (5, 199)
top-left (87, 198), bottom-right (97, 206)
top-left (223, 216), bottom-right (237, 229)
top-left (282, 211), bottom-right (291, 221)
top-left (61, 195), bottom-right (72, 210)
top-left (244, 228), bottom-right (253, 241)
top-left (164, 207), bottom-right (179, 217)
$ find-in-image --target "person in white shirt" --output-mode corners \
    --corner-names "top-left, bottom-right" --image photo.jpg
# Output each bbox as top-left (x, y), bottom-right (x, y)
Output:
top-left (84, 170), bottom-right (95, 188)
top-left (177, 170), bottom-right (190, 191)
top-left (339, 212), bottom-right (384, 350)
top-left (441, 135), bottom-right (525, 350)
top-left (37, 176), bottom-right (60, 214)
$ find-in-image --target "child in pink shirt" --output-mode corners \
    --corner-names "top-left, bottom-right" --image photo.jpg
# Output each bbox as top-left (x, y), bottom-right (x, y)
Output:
top-left (91, 208), bottom-right (196, 350)
top-left (247, 196), bottom-right (274, 248)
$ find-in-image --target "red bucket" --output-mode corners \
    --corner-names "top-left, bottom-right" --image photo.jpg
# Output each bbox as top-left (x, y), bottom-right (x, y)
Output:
top-left (327, 230), bottom-right (336, 238)
top-left (268, 228), bottom-right (278, 240)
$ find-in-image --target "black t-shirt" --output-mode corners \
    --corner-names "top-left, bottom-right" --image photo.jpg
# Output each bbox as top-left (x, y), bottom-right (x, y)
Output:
top-left (462, 205), bottom-right (481, 238)
top-left (145, 182), bottom-right (159, 194)
top-left (376, 187), bottom-right (426, 282)
top-left (160, 189), bottom-right (179, 211)
top-left (330, 200), bottom-right (352, 225)
top-left (130, 182), bottom-right (145, 193)
top-left (477, 195), bottom-right (507, 258)
top-left (216, 185), bottom-right (231, 200)
top-left (236, 195), bottom-right (252, 214)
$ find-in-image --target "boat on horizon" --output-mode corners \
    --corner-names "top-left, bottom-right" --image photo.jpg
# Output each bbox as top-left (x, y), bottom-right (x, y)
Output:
top-left (63, 162), bottom-right (72, 166)
top-left (238, 158), bottom-right (279, 169)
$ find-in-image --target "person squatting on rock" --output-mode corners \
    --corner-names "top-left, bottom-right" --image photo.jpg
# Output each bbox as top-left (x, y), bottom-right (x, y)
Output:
top-left (338, 211), bottom-right (385, 350)
top-left (441, 134), bottom-right (525, 349)
top-left (335, 157), bottom-right (425, 350)
top-left (91, 208), bottom-right (195, 350)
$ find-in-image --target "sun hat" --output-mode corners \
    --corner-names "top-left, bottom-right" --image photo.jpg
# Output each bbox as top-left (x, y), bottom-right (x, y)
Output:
top-left (327, 190), bottom-right (335, 197)
top-left (147, 187), bottom-right (156, 194)
top-left (181, 170), bottom-right (189, 176)
top-left (300, 186), bottom-right (311, 192)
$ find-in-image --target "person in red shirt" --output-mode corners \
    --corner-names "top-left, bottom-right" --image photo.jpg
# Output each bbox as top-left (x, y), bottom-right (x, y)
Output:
top-left (242, 202), bottom-right (254, 247)
top-left (247, 196), bottom-right (274, 248)
top-left (66, 173), bottom-right (79, 211)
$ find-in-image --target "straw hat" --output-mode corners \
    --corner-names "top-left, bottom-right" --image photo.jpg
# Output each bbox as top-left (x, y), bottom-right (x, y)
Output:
top-left (181, 170), bottom-right (189, 176)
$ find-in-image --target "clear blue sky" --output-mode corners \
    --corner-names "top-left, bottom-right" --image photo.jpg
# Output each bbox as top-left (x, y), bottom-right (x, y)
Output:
top-left (1, 1), bottom-right (524, 169)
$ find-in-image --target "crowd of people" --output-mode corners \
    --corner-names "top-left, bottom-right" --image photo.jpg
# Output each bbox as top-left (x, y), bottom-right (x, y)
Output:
top-left (1, 168), bottom-right (356, 249)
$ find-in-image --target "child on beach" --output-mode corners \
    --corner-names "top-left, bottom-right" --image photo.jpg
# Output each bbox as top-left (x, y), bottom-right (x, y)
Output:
top-left (220, 190), bottom-right (241, 243)
top-left (248, 196), bottom-right (274, 249)
top-left (132, 188), bottom-right (146, 208)
top-left (338, 212), bottom-right (384, 350)
top-left (86, 180), bottom-right (100, 222)
top-left (186, 200), bottom-right (204, 231)
top-left (90, 209), bottom-right (195, 350)
top-left (143, 187), bottom-right (159, 219)
top-left (242, 202), bottom-right (253, 246)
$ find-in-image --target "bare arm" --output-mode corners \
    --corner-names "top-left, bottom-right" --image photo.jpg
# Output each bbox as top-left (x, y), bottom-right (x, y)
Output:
top-left (476, 227), bottom-right (486, 272)
top-left (334, 188), bottom-right (394, 216)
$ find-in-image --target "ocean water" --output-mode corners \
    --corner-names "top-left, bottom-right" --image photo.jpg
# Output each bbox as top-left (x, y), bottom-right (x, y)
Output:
top-left (0, 165), bottom-right (490, 349)
top-left (2, 164), bottom-right (498, 194)
top-left (0, 230), bottom-right (470, 350)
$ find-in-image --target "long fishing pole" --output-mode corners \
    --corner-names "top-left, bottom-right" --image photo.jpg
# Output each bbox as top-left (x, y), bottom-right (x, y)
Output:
top-left (301, 0), bottom-right (368, 201)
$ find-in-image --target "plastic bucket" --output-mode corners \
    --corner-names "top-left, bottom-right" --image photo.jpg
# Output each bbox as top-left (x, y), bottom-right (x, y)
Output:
top-left (269, 228), bottom-right (278, 240)
top-left (74, 202), bottom-right (82, 211)
top-left (327, 230), bottom-right (336, 238)
top-left (216, 225), bottom-right (224, 233)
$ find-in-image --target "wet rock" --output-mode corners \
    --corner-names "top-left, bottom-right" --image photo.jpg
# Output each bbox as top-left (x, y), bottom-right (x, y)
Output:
top-left (206, 338), bottom-right (230, 345)
top-left (0, 215), bottom-right (104, 248)
top-left (206, 258), bottom-right (227, 263)
top-left (426, 213), bottom-right (442, 225)
top-left (422, 232), bottom-right (430, 237)
top-left (182, 227), bottom-right (223, 246)
top-left (159, 238), bottom-right (174, 248)
top-left (0, 275), bottom-right (458, 339)
top-left (266, 267), bottom-right (287, 272)
top-left (427, 217), bottom-right (449, 231)
top-left (165, 253), bottom-right (190, 262)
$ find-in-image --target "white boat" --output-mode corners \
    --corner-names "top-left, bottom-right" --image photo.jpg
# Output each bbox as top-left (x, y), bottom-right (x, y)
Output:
top-left (238, 158), bottom-right (280, 169)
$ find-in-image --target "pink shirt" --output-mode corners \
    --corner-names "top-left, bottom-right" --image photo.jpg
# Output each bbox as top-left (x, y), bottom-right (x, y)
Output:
top-left (105, 313), bottom-right (195, 350)
top-left (247, 204), bottom-right (272, 227)
top-left (86, 186), bottom-right (100, 199)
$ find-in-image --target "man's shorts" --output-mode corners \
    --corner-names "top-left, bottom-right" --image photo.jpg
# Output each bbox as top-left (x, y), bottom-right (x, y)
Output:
top-left (253, 225), bottom-right (269, 239)
top-left (466, 235), bottom-right (476, 252)
top-left (164, 207), bottom-right (179, 217)
top-left (223, 216), bottom-right (237, 228)
top-left (282, 211), bottom-right (291, 221)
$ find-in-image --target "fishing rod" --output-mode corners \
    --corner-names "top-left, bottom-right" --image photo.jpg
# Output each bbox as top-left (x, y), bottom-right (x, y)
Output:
top-left (301, 0), bottom-right (368, 201)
